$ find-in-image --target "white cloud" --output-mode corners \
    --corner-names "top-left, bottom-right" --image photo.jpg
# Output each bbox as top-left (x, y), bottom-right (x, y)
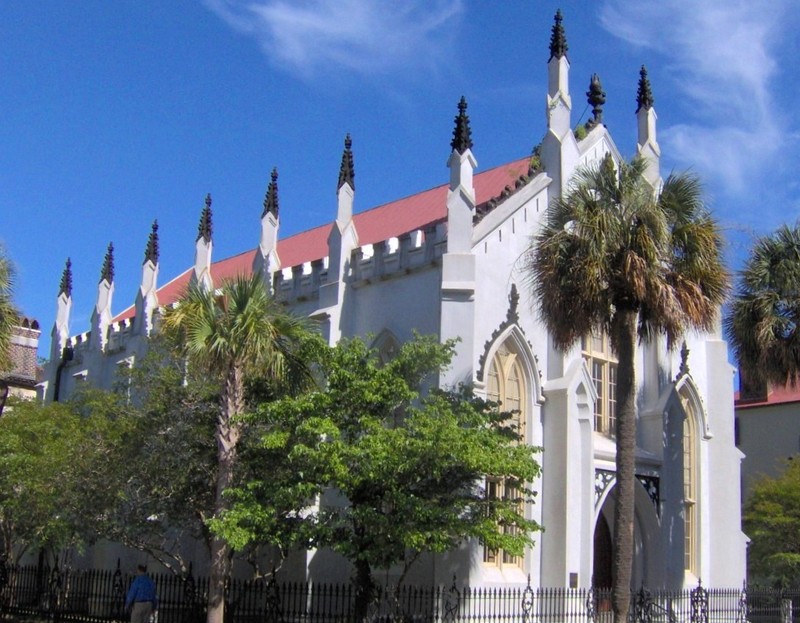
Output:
top-left (204, 0), bottom-right (463, 79)
top-left (599, 0), bottom-right (789, 194)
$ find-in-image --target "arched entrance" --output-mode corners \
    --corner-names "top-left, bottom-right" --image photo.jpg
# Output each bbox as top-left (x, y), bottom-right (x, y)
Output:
top-left (593, 478), bottom-right (662, 590)
top-left (593, 512), bottom-right (613, 589)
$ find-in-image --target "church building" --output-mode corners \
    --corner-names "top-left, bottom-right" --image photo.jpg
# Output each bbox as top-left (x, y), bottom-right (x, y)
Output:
top-left (42, 12), bottom-right (746, 590)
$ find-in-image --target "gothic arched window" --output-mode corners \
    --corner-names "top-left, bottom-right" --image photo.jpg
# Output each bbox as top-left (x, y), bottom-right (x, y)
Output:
top-left (681, 393), bottom-right (698, 575)
top-left (582, 331), bottom-right (617, 435)
top-left (483, 342), bottom-right (527, 568)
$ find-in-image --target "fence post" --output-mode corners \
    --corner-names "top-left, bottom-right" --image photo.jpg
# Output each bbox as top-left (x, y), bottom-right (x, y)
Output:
top-left (584, 587), bottom-right (596, 623)
top-left (48, 564), bottom-right (62, 623)
top-left (182, 562), bottom-right (202, 623)
top-left (521, 574), bottom-right (534, 623)
top-left (442, 576), bottom-right (460, 623)
top-left (631, 586), bottom-right (650, 623)
top-left (736, 582), bottom-right (748, 623)
top-left (264, 574), bottom-right (282, 623)
top-left (781, 597), bottom-right (793, 623)
top-left (690, 578), bottom-right (708, 623)
top-left (111, 558), bottom-right (126, 620)
top-left (0, 556), bottom-right (6, 615)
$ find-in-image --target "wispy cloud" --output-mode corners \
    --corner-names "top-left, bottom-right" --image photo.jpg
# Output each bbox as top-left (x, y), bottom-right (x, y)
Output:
top-left (204, 0), bottom-right (463, 80)
top-left (599, 0), bottom-right (790, 196)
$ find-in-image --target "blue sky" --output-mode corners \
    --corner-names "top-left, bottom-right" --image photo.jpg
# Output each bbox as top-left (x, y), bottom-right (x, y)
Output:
top-left (1, 1), bottom-right (798, 358)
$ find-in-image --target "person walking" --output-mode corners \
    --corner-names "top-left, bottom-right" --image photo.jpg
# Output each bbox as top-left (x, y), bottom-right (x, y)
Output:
top-left (125, 564), bottom-right (158, 623)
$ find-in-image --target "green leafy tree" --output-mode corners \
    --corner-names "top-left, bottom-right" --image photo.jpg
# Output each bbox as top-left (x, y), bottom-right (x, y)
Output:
top-left (527, 155), bottom-right (727, 622)
top-left (725, 223), bottom-right (800, 390)
top-left (745, 458), bottom-right (800, 588)
top-left (0, 396), bottom-right (129, 564)
top-left (214, 335), bottom-right (542, 621)
top-left (96, 338), bottom-right (219, 572)
top-left (162, 273), bottom-right (312, 623)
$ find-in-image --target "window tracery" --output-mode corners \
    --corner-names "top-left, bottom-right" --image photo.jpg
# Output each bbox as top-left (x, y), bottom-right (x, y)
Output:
top-left (582, 332), bottom-right (617, 435)
top-left (483, 342), bottom-right (527, 568)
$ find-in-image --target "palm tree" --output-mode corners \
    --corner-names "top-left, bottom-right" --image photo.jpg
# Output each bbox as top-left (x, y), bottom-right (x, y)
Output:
top-left (725, 223), bottom-right (800, 392)
top-left (0, 247), bottom-right (19, 416)
top-left (527, 154), bottom-right (727, 622)
top-left (162, 273), bottom-right (312, 623)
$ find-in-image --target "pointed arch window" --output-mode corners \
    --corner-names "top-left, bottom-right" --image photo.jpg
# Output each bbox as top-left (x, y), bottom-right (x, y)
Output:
top-left (682, 396), bottom-right (698, 574)
top-left (483, 342), bottom-right (527, 568)
top-left (372, 330), bottom-right (401, 367)
top-left (582, 332), bottom-right (617, 435)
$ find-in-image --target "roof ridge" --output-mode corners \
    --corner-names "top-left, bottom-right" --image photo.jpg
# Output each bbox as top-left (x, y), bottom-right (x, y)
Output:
top-left (113, 154), bottom-right (532, 323)
top-left (355, 154), bottom-right (530, 216)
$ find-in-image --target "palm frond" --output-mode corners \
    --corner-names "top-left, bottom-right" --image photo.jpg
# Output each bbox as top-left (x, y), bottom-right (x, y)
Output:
top-left (0, 247), bottom-right (19, 371)
top-left (726, 224), bottom-right (800, 386)
top-left (527, 157), bottom-right (726, 352)
top-left (162, 273), bottom-right (314, 389)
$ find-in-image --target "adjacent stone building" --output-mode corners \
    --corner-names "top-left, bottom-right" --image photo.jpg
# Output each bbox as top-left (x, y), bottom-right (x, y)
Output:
top-left (1, 316), bottom-right (41, 405)
top-left (736, 381), bottom-right (800, 499)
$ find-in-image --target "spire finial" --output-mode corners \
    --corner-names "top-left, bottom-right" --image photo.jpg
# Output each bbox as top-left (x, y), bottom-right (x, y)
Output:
top-left (337, 134), bottom-right (355, 191)
top-left (636, 65), bottom-right (655, 112)
top-left (585, 73), bottom-right (606, 129)
top-left (549, 9), bottom-right (568, 61)
top-left (144, 220), bottom-right (159, 264)
top-left (678, 340), bottom-right (690, 377)
top-left (99, 243), bottom-right (114, 284)
top-left (263, 167), bottom-right (279, 218)
top-left (197, 194), bottom-right (213, 242)
top-left (450, 96), bottom-right (473, 155)
top-left (59, 258), bottom-right (73, 297)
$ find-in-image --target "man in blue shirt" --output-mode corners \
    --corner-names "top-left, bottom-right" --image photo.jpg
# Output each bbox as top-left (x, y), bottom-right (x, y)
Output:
top-left (125, 565), bottom-right (158, 623)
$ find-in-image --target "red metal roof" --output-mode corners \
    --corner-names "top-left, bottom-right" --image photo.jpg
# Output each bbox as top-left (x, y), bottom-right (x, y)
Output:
top-left (115, 156), bottom-right (531, 322)
top-left (735, 383), bottom-right (800, 409)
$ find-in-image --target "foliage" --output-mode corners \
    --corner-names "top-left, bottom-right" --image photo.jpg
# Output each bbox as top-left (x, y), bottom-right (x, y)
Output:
top-left (529, 143), bottom-right (542, 172)
top-left (96, 338), bottom-right (219, 572)
top-left (213, 334), bottom-right (542, 616)
top-left (745, 458), bottom-right (800, 588)
top-left (526, 154), bottom-right (727, 622)
top-left (0, 246), bottom-right (19, 415)
top-left (529, 155), bottom-right (727, 352)
top-left (0, 395), bottom-right (130, 563)
top-left (162, 274), bottom-right (312, 395)
top-left (161, 273), bottom-right (313, 623)
top-left (725, 223), bottom-right (800, 388)
top-left (0, 245), bottom-right (18, 372)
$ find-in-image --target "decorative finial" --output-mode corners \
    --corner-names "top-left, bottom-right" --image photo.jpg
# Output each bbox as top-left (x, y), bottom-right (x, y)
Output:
top-left (263, 167), bottom-right (279, 218)
top-left (679, 340), bottom-right (690, 377)
top-left (99, 243), bottom-right (114, 284)
top-left (585, 73), bottom-right (606, 129)
top-left (144, 220), bottom-right (159, 264)
top-left (549, 9), bottom-right (568, 61)
top-left (197, 194), bottom-right (213, 243)
top-left (600, 153), bottom-right (616, 179)
top-left (450, 96), bottom-right (473, 155)
top-left (59, 258), bottom-right (73, 297)
top-left (337, 134), bottom-right (355, 191)
top-left (508, 284), bottom-right (520, 323)
top-left (636, 65), bottom-right (654, 112)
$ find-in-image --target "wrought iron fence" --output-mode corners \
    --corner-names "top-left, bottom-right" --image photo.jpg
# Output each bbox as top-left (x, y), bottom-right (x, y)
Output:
top-left (1, 559), bottom-right (799, 623)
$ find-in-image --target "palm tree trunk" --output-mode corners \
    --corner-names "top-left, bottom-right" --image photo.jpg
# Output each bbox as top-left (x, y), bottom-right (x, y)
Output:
top-left (207, 365), bottom-right (244, 623)
top-left (612, 308), bottom-right (637, 623)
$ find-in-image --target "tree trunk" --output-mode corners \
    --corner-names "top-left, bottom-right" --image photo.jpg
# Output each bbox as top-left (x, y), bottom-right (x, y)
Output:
top-left (611, 308), bottom-right (637, 623)
top-left (353, 557), bottom-right (374, 623)
top-left (207, 365), bottom-right (244, 623)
